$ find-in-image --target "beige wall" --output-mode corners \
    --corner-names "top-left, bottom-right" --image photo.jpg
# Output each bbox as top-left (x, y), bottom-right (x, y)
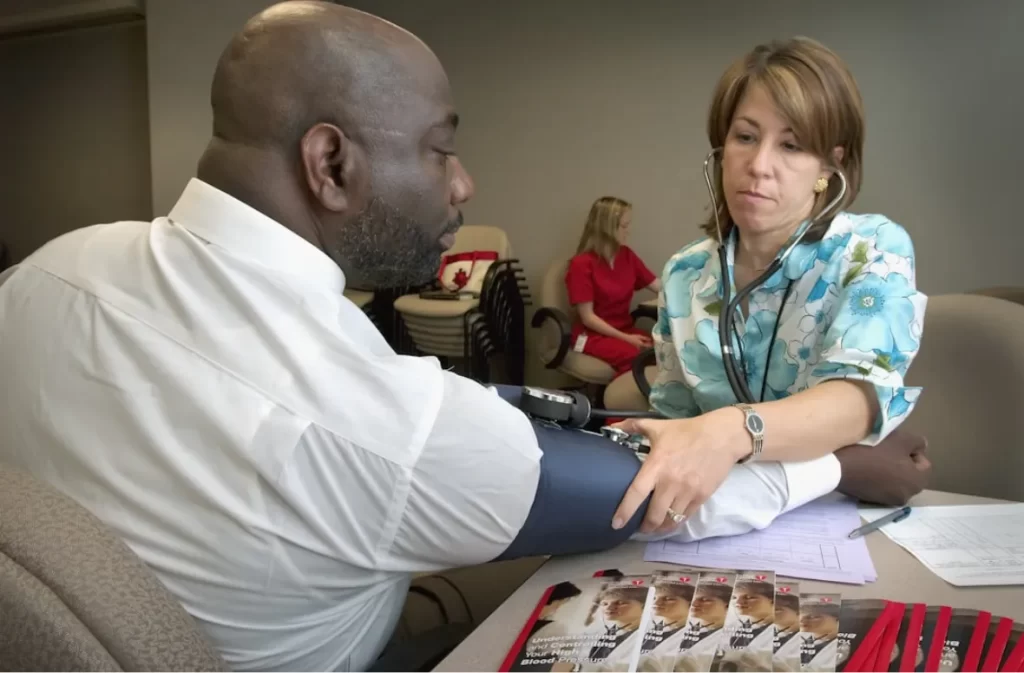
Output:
top-left (0, 20), bottom-right (151, 262)
top-left (146, 0), bottom-right (1024, 307)
top-left (144, 0), bottom-right (1024, 396)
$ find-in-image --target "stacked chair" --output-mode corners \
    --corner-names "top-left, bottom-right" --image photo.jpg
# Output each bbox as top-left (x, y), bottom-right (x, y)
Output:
top-left (392, 226), bottom-right (530, 384)
top-left (343, 287), bottom-right (375, 322)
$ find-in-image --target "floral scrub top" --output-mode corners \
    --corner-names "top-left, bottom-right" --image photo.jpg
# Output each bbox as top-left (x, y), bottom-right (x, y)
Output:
top-left (650, 212), bottom-right (927, 444)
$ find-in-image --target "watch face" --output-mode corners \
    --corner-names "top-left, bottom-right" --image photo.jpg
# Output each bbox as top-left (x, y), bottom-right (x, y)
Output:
top-left (746, 412), bottom-right (765, 434)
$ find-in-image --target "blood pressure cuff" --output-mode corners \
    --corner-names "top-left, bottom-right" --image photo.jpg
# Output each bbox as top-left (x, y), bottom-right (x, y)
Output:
top-left (488, 384), bottom-right (651, 561)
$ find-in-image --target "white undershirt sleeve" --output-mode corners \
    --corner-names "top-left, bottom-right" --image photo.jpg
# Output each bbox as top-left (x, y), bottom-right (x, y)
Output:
top-left (633, 453), bottom-right (841, 543)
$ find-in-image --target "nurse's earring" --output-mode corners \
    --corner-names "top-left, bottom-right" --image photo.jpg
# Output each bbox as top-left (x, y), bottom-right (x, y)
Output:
top-left (814, 177), bottom-right (829, 194)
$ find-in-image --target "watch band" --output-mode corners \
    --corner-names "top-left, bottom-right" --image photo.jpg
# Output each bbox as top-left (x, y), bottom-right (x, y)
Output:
top-left (735, 403), bottom-right (764, 463)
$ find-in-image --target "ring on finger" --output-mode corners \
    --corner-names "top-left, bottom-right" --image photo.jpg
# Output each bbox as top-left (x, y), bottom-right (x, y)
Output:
top-left (666, 507), bottom-right (686, 524)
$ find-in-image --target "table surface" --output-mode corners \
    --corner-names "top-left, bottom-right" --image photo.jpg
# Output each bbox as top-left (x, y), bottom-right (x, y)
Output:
top-left (435, 490), bottom-right (1024, 672)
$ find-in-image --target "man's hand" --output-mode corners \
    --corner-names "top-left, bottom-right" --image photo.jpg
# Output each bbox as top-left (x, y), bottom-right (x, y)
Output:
top-left (834, 429), bottom-right (931, 506)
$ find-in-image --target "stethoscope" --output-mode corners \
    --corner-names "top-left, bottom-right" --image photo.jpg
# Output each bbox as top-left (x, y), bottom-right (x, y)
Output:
top-left (702, 147), bottom-right (848, 404)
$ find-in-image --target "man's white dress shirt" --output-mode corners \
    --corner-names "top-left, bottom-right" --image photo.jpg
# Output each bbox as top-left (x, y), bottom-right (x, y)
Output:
top-left (0, 179), bottom-right (836, 671)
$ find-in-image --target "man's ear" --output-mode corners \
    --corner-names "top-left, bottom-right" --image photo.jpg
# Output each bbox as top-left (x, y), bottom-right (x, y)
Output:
top-left (299, 123), bottom-right (362, 213)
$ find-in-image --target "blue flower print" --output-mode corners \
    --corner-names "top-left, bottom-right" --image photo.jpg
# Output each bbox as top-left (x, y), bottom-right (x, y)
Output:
top-left (888, 389), bottom-right (912, 419)
top-left (854, 215), bottom-right (914, 258)
top-left (696, 266), bottom-right (721, 300)
top-left (807, 278), bottom-right (837, 302)
top-left (655, 341), bottom-right (680, 374)
top-left (781, 232), bottom-right (853, 284)
top-left (817, 233), bottom-right (852, 263)
top-left (787, 313), bottom-right (827, 373)
top-left (741, 310), bottom-right (800, 400)
top-left (650, 380), bottom-right (701, 419)
top-left (832, 272), bottom-right (919, 354)
top-left (680, 319), bottom-right (736, 404)
top-left (783, 243), bottom-right (818, 280)
top-left (664, 251), bottom-right (712, 319)
top-left (681, 315), bottom-right (798, 406)
top-left (871, 347), bottom-right (910, 374)
top-left (811, 361), bottom-right (870, 379)
top-left (653, 306), bottom-right (671, 338)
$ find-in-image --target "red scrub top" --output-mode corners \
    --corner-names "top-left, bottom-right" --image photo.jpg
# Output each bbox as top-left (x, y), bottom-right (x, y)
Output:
top-left (565, 246), bottom-right (656, 338)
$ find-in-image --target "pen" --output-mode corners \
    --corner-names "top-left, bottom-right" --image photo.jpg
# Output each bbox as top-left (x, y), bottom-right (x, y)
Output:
top-left (848, 506), bottom-right (912, 539)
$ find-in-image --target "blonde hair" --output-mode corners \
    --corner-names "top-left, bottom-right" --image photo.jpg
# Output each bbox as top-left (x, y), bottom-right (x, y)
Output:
top-left (702, 36), bottom-right (865, 242)
top-left (576, 196), bottom-right (632, 262)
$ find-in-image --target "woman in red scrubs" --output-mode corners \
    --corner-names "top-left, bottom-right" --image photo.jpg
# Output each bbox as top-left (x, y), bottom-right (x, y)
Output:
top-left (565, 196), bottom-right (661, 375)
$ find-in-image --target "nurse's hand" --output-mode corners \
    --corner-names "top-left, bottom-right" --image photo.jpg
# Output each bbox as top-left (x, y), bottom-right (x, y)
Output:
top-left (609, 412), bottom-right (749, 534)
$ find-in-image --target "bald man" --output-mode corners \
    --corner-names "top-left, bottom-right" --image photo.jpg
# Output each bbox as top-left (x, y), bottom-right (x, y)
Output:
top-left (0, 3), bottom-right (533, 671)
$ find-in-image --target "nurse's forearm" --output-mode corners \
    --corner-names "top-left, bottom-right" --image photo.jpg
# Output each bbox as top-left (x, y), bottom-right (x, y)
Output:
top-left (705, 379), bottom-right (878, 464)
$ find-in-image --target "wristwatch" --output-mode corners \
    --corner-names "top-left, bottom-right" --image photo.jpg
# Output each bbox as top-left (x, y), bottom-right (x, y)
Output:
top-left (734, 403), bottom-right (764, 463)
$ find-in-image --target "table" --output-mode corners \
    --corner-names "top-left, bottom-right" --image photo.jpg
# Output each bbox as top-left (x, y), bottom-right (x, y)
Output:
top-left (435, 490), bottom-right (1024, 671)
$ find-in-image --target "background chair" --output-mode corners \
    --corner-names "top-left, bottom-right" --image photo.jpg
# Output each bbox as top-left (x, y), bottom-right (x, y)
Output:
top-left (532, 258), bottom-right (655, 402)
top-left (969, 285), bottom-right (1024, 308)
top-left (0, 465), bottom-right (226, 672)
top-left (901, 293), bottom-right (1024, 502)
top-left (343, 287), bottom-right (374, 312)
top-left (603, 347), bottom-right (657, 412)
top-left (392, 225), bottom-right (529, 383)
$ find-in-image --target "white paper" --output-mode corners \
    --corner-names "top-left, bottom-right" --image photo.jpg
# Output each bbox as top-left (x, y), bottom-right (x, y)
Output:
top-left (644, 496), bottom-right (877, 584)
top-left (859, 503), bottom-right (1024, 587)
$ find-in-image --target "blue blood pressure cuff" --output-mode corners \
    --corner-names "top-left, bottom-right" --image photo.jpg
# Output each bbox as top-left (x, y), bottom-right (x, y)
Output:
top-left (487, 385), bottom-right (652, 561)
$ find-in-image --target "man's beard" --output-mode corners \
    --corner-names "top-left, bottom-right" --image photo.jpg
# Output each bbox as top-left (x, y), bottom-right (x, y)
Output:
top-left (333, 197), bottom-right (461, 289)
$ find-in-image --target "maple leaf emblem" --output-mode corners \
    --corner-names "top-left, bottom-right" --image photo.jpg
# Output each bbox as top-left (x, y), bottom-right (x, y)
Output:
top-left (452, 268), bottom-right (470, 288)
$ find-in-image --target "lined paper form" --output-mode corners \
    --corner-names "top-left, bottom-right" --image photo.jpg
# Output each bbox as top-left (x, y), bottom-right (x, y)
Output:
top-left (644, 495), bottom-right (877, 584)
top-left (859, 503), bottom-right (1024, 586)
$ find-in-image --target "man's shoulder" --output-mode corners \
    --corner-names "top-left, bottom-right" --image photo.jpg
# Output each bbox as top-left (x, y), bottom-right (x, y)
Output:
top-left (21, 220), bottom-right (155, 275)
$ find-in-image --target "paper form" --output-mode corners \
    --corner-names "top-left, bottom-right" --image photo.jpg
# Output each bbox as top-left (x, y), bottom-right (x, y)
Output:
top-left (859, 503), bottom-right (1024, 587)
top-left (644, 496), bottom-right (878, 584)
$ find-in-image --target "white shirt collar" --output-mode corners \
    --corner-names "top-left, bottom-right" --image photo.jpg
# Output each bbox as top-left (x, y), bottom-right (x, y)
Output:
top-left (168, 178), bottom-right (345, 294)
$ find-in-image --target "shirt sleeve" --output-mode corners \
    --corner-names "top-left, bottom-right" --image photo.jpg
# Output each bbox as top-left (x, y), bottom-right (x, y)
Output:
top-left (564, 254), bottom-right (595, 306)
top-left (627, 247), bottom-right (657, 290)
top-left (632, 454), bottom-right (841, 543)
top-left (0, 264), bottom-right (16, 288)
top-left (385, 371), bottom-right (542, 571)
top-left (805, 220), bottom-right (927, 445)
